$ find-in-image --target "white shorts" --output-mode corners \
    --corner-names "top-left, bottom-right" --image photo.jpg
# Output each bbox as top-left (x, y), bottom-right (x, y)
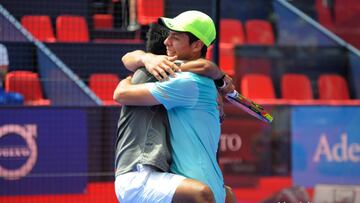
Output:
top-left (114, 164), bottom-right (186, 203)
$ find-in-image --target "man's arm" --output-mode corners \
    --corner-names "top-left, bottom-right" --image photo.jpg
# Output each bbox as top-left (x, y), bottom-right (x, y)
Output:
top-left (179, 59), bottom-right (235, 95)
top-left (179, 58), bottom-right (224, 80)
top-left (121, 50), bottom-right (148, 72)
top-left (113, 76), bottom-right (160, 106)
top-left (122, 50), bottom-right (234, 94)
top-left (122, 50), bottom-right (223, 80)
top-left (122, 50), bottom-right (179, 81)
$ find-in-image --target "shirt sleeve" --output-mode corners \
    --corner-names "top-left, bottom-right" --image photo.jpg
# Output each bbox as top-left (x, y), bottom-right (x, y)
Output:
top-left (145, 73), bottom-right (199, 110)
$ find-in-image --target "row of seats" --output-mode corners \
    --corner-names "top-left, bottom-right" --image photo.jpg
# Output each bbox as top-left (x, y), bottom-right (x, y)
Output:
top-left (21, 0), bottom-right (165, 42)
top-left (88, 72), bottom-right (352, 106)
top-left (3, 71), bottom-right (353, 106)
top-left (242, 73), bottom-right (350, 100)
top-left (220, 19), bottom-right (275, 46)
top-left (22, 14), bottom-right (273, 45)
top-left (4, 71), bottom-right (121, 106)
top-left (21, 15), bottom-right (89, 42)
top-left (210, 18), bottom-right (275, 76)
top-left (93, 0), bottom-right (164, 29)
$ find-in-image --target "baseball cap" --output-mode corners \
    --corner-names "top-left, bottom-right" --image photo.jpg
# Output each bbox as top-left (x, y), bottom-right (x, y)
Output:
top-left (158, 10), bottom-right (216, 47)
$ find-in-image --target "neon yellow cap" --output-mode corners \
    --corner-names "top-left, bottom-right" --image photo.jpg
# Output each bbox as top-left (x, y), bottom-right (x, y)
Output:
top-left (158, 10), bottom-right (216, 47)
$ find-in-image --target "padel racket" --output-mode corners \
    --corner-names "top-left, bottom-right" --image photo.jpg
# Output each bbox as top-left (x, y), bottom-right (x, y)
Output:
top-left (225, 90), bottom-right (273, 123)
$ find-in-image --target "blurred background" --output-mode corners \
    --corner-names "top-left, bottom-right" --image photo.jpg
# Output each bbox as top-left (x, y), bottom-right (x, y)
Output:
top-left (0, 0), bottom-right (359, 202)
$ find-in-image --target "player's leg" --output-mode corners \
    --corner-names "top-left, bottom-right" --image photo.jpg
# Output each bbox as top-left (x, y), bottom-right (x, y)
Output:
top-left (115, 164), bottom-right (185, 203)
top-left (173, 180), bottom-right (236, 203)
top-left (144, 167), bottom-right (215, 203)
top-left (114, 164), bottom-right (216, 203)
top-left (172, 178), bottom-right (215, 203)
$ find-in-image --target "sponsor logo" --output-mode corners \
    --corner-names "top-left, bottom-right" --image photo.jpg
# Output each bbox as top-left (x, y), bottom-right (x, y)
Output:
top-left (220, 133), bottom-right (242, 152)
top-left (313, 133), bottom-right (360, 163)
top-left (0, 124), bottom-right (38, 180)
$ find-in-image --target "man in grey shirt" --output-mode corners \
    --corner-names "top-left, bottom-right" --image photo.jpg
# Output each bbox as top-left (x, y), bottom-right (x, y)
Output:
top-left (115, 23), bottom-right (172, 176)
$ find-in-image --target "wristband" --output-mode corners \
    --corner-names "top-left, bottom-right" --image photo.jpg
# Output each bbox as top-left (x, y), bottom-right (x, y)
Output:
top-left (174, 60), bottom-right (184, 66)
top-left (214, 74), bottom-right (226, 88)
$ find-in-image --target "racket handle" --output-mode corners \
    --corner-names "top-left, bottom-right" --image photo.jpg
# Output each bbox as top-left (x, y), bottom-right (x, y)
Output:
top-left (225, 90), bottom-right (274, 123)
top-left (214, 75), bottom-right (273, 123)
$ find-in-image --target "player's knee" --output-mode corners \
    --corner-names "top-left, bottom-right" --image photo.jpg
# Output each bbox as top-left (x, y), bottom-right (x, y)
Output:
top-left (195, 185), bottom-right (215, 203)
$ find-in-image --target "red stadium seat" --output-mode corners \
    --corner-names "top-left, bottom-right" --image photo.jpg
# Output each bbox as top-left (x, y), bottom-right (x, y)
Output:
top-left (220, 19), bottom-right (245, 44)
top-left (318, 74), bottom-right (350, 100)
top-left (137, 0), bottom-right (164, 25)
top-left (93, 14), bottom-right (113, 29)
top-left (56, 15), bottom-right (90, 42)
top-left (281, 73), bottom-right (313, 100)
top-left (5, 71), bottom-right (51, 105)
top-left (21, 15), bottom-right (56, 42)
top-left (89, 73), bottom-right (120, 105)
top-left (245, 19), bottom-right (275, 45)
top-left (241, 73), bottom-right (275, 99)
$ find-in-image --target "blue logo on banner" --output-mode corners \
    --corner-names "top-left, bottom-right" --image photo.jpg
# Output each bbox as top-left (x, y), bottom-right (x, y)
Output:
top-left (0, 108), bottom-right (87, 195)
top-left (292, 106), bottom-right (360, 187)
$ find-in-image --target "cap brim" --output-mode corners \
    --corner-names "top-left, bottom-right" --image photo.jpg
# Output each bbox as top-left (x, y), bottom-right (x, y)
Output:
top-left (158, 17), bottom-right (185, 33)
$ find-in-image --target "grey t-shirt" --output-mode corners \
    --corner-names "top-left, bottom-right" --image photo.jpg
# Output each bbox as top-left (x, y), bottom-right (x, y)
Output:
top-left (114, 67), bottom-right (172, 176)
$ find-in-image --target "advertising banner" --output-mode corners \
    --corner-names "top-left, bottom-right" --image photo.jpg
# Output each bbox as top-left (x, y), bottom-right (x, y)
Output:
top-left (292, 106), bottom-right (360, 187)
top-left (0, 108), bottom-right (87, 195)
top-left (219, 104), bottom-right (277, 187)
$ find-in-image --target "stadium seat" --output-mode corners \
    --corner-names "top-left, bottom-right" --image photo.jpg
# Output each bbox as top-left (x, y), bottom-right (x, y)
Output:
top-left (318, 74), bottom-right (350, 100)
top-left (241, 73), bottom-right (275, 99)
top-left (21, 15), bottom-right (56, 42)
top-left (220, 19), bottom-right (245, 44)
top-left (245, 19), bottom-right (275, 45)
top-left (5, 71), bottom-right (51, 105)
top-left (89, 73), bottom-right (120, 105)
top-left (137, 0), bottom-right (164, 25)
top-left (281, 73), bottom-right (313, 100)
top-left (93, 14), bottom-right (113, 29)
top-left (56, 15), bottom-right (90, 42)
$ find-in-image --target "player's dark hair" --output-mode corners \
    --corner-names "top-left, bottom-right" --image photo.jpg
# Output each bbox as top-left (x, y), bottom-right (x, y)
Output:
top-left (146, 23), bottom-right (169, 55)
top-left (186, 32), bottom-right (208, 58)
top-left (146, 23), bottom-right (208, 57)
